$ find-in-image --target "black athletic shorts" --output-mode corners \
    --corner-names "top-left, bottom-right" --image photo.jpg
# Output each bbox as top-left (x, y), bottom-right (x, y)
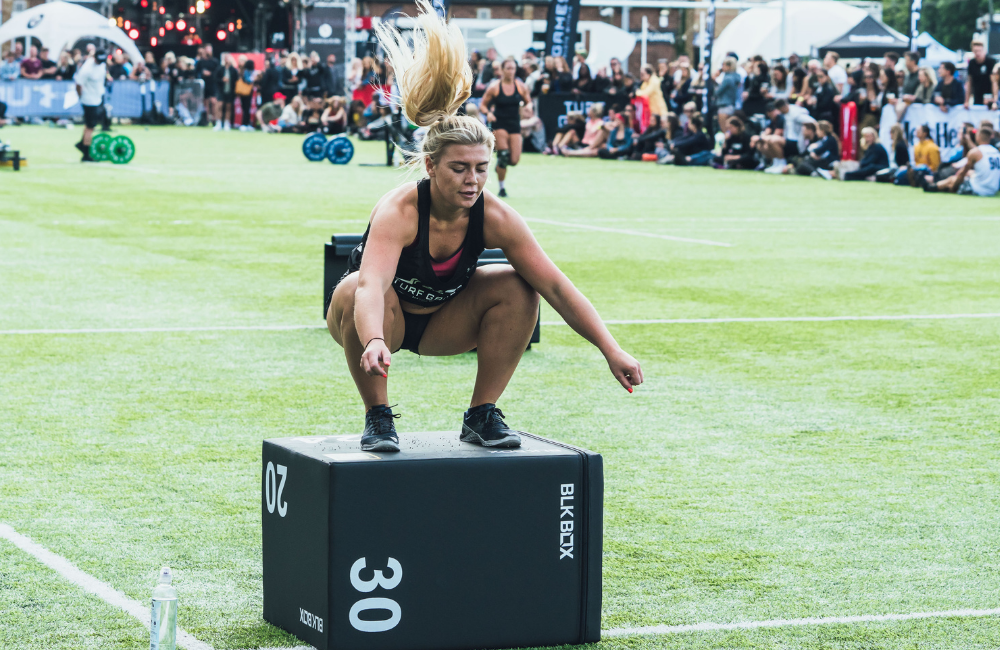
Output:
top-left (492, 119), bottom-right (521, 136)
top-left (783, 138), bottom-right (799, 160)
top-left (398, 310), bottom-right (432, 354)
top-left (82, 104), bottom-right (102, 129)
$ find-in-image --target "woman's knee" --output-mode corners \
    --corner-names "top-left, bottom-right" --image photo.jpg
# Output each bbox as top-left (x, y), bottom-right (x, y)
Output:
top-left (327, 273), bottom-right (359, 340)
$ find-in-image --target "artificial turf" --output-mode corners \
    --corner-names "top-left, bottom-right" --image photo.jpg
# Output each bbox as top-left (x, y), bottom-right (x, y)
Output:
top-left (1, 125), bottom-right (998, 649)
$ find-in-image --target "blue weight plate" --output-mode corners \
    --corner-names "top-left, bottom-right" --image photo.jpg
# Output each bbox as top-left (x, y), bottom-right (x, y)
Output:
top-left (325, 136), bottom-right (354, 165)
top-left (302, 133), bottom-right (328, 161)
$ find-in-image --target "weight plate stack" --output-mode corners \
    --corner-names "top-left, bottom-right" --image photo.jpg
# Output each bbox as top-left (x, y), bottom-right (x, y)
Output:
top-left (109, 135), bottom-right (135, 164)
top-left (303, 132), bottom-right (329, 161)
top-left (90, 133), bottom-right (112, 162)
top-left (325, 135), bottom-right (354, 165)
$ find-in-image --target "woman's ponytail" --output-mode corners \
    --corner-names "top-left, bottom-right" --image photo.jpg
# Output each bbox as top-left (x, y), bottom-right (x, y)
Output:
top-left (375, 0), bottom-right (472, 126)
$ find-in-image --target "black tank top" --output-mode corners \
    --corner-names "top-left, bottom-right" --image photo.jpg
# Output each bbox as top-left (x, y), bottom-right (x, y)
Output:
top-left (492, 80), bottom-right (522, 124)
top-left (346, 179), bottom-right (486, 308)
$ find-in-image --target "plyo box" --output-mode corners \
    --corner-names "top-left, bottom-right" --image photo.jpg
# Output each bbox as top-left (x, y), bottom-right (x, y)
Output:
top-left (262, 431), bottom-right (602, 650)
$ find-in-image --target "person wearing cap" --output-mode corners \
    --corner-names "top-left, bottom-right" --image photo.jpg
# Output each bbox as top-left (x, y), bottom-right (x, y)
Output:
top-left (73, 45), bottom-right (107, 162)
top-left (256, 92), bottom-right (286, 132)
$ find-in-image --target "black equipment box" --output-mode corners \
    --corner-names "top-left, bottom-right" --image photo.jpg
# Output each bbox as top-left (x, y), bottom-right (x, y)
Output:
top-left (262, 431), bottom-right (602, 650)
top-left (323, 234), bottom-right (541, 345)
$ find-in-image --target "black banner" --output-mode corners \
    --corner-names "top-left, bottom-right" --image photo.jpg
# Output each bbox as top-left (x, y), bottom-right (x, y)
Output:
top-left (701, 0), bottom-right (716, 122)
top-left (909, 0), bottom-right (921, 52)
top-left (537, 92), bottom-right (607, 144)
top-left (544, 0), bottom-right (581, 59)
top-left (305, 2), bottom-right (348, 94)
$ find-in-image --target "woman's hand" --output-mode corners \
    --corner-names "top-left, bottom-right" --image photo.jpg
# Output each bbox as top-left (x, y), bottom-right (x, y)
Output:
top-left (605, 346), bottom-right (643, 392)
top-left (361, 338), bottom-right (391, 377)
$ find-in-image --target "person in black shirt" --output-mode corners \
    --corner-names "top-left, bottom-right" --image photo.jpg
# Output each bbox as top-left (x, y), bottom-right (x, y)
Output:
top-left (572, 63), bottom-right (595, 94)
top-left (662, 114), bottom-right (711, 165)
top-left (933, 62), bottom-right (964, 112)
top-left (39, 48), bottom-right (58, 79)
top-left (54, 51), bottom-right (76, 81)
top-left (106, 50), bottom-right (128, 80)
top-left (844, 127), bottom-right (889, 180)
top-left (142, 51), bottom-right (160, 80)
top-left (302, 52), bottom-right (325, 97)
top-left (195, 45), bottom-right (221, 128)
top-left (797, 119), bottom-right (839, 177)
top-left (807, 68), bottom-right (837, 121)
top-left (742, 60), bottom-right (770, 116)
top-left (258, 57), bottom-right (281, 104)
top-left (965, 40), bottom-right (997, 107)
top-left (718, 116), bottom-right (755, 169)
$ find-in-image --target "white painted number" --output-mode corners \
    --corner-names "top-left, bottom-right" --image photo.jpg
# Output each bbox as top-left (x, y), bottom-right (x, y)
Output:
top-left (264, 462), bottom-right (288, 517)
top-left (348, 557), bottom-right (402, 632)
top-left (349, 597), bottom-right (402, 632)
top-left (350, 557), bottom-right (402, 592)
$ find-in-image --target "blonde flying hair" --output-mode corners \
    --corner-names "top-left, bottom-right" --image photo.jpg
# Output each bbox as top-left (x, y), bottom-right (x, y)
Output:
top-left (375, 0), bottom-right (494, 169)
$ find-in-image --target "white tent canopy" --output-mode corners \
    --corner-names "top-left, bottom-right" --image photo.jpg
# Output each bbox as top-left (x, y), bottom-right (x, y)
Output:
top-left (0, 1), bottom-right (142, 64)
top-left (915, 32), bottom-right (962, 65)
top-left (712, 0), bottom-right (868, 68)
top-left (487, 20), bottom-right (636, 75)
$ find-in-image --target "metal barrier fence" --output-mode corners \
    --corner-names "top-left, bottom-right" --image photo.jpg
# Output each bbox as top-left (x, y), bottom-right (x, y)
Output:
top-left (0, 79), bottom-right (172, 118)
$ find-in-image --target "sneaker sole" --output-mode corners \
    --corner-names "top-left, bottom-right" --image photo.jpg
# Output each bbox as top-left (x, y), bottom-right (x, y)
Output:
top-left (361, 439), bottom-right (400, 452)
top-left (460, 424), bottom-right (522, 448)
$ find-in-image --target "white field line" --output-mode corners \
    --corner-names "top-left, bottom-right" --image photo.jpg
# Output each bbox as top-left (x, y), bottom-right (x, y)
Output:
top-left (526, 217), bottom-right (733, 247)
top-left (0, 523), bottom-right (996, 648)
top-left (4, 312), bottom-right (1000, 336)
top-left (542, 313), bottom-right (1000, 326)
top-left (603, 607), bottom-right (1000, 637)
top-left (0, 524), bottom-right (214, 650)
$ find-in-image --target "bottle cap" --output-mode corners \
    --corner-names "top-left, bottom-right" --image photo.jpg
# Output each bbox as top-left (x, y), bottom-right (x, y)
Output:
top-left (159, 566), bottom-right (172, 585)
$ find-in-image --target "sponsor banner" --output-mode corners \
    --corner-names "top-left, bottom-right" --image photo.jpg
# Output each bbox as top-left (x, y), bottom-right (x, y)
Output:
top-left (537, 92), bottom-right (605, 142)
top-left (544, 0), bottom-right (581, 59)
top-left (0, 79), bottom-right (170, 118)
top-left (305, 1), bottom-right (349, 94)
top-left (879, 103), bottom-right (1000, 159)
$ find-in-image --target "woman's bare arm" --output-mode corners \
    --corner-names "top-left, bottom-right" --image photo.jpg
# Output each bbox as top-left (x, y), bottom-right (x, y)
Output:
top-left (483, 195), bottom-right (643, 391)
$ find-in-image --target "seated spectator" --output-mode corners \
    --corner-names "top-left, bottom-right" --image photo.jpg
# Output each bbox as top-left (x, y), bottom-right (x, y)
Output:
top-left (597, 112), bottom-right (634, 159)
top-left (714, 57), bottom-right (740, 117)
top-left (630, 114), bottom-right (668, 160)
top-left (787, 121), bottom-right (819, 171)
top-left (843, 127), bottom-right (889, 180)
top-left (933, 62), bottom-right (964, 112)
top-left (660, 114), bottom-right (711, 165)
top-left (39, 48), bottom-right (58, 79)
top-left (912, 124), bottom-right (941, 172)
top-left (798, 120), bottom-right (840, 178)
top-left (560, 104), bottom-right (608, 156)
top-left (922, 126), bottom-right (1000, 196)
top-left (520, 103), bottom-right (546, 153)
top-left (20, 46), bottom-right (43, 80)
top-left (279, 96), bottom-right (304, 132)
top-left (321, 96), bottom-right (347, 135)
top-left (548, 111), bottom-right (585, 154)
top-left (751, 101), bottom-right (787, 172)
top-left (256, 92), bottom-right (286, 132)
top-left (982, 119), bottom-right (1000, 148)
top-left (0, 51), bottom-right (20, 81)
top-left (890, 124), bottom-right (910, 168)
top-left (914, 66), bottom-right (936, 104)
top-left (717, 116), bottom-right (755, 169)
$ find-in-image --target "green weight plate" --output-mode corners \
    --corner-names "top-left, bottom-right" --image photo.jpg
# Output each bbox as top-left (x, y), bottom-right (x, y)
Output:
top-left (108, 136), bottom-right (135, 165)
top-left (90, 133), bottom-right (111, 162)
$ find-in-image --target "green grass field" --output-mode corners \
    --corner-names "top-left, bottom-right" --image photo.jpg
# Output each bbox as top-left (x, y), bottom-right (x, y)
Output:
top-left (1, 125), bottom-right (999, 650)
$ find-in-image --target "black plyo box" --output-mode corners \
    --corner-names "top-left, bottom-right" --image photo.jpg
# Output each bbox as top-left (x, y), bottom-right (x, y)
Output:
top-left (262, 431), bottom-right (602, 650)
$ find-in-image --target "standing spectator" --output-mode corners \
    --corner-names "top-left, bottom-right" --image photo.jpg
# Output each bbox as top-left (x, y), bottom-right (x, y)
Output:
top-left (923, 127), bottom-right (1000, 195)
top-left (54, 51), bottom-right (76, 81)
top-left (279, 53), bottom-right (302, 103)
top-left (789, 67), bottom-right (809, 105)
top-left (636, 64), bottom-right (667, 119)
top-left (302, 52), bottom-right (325, 97)
top-left (12, 42), bottom-right (24, 62)
top-left (849, 62), bottom-right (881, 130)
top-left (965, 39), bottom-right (997, 107)
top-left (1, 51), bottom-right (21, 81)
top-left (897, 51), bottom-right (921, 117)
top-left (39, 48), bottom-right (57, 79)
top-left (572, 51), bottom-right (591, 80)
top-left (162, 52), bottom-right (178, 83)
top-left (718, 116), bottom-right (755, 169)
top-left (551, 56), bottom-right (574, 92)
top-left (914, 67), bottom-right (936, 103)
top-left (195, 44), bottom-right (221, 128)
top-left (933, 62), bottom-right (964, 111)
top-left (657, 59), bottom-right (674, 107)
top-left (258, 57), bottom-right (281, 104)
top-left (573, 63), bottom-right (595, 94)
top-left (106, 50), bottom-right (129, 80)
top-left (807, 68), bottom-right (838, 121)
top-left (843, 127), bottom-right (889, 180)
top-left (714, 57), bottom-right (740, 117)
top-left (235, 58), bottom-right (255, 130)
top-left (142, 51), bottom-right (160, 79)
top-left (878, 66), bottom-right (899, 111)
top-left (670, 63), bottom-right (693, 112)
top-left (823, 51), bottom-right (848, 93)
top-left (73, 45), bottom-right (106, 162)
top-left (770, 64), bottom-right (790, 100)
top-left (742, 60), bottom-right (770, 117)
top-left (20, 45), bottom-right (43, 80)
top-left (324, 54), bottom-right (343, 97)
top-left (218, 53), bottom-right (238, 131)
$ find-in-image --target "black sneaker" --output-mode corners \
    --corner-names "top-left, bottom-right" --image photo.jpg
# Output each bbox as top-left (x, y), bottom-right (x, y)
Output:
top-left (498, 187), bottom-right (507, 197)
top-left (75, 141), bottom-right (87, 153)
top-left (460, 404), bottom-right (522, 448)
top-left (361, 405), bottom-right (400, 452)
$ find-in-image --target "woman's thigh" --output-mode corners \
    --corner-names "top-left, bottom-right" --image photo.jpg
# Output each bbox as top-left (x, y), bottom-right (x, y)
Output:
top-left (508, 133), bottom-right (523, 163)
top-left (326, 272), bottom-right (406, 349)
top-left (417, 265), bottom-right (536, 356)
top-left (494, 128), bottom-right (510, 151)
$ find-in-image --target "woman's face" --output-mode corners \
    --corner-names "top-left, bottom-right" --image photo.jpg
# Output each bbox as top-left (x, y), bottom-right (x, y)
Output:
top-left (657, 62), bottom-right (668, 76)
top-left (428, 143), bottom-right (491, 209)
top-left (864, 131), bottom-right (876, 146)
top-left (919, 69), bottom-right (929, 85)
top-left (610, 58), bottom-right (621, 71)
top-left (640, 67), bottom-right (650, 81)
top-left (502, 60), bottom-right (516, 78)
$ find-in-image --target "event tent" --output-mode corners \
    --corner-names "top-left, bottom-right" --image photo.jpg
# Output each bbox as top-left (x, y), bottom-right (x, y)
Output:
top-left (915, 31), bottom-right (962, 65)
top-left (816, 15), bottom-right (917, 59)
top-left (712, 0), bottom-right (868, 68)
top-left (0, 1), bottom-right (142, 63)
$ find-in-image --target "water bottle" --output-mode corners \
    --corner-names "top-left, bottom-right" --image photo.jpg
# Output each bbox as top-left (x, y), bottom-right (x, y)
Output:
top-left (150, 566), bottom-right (177, 650)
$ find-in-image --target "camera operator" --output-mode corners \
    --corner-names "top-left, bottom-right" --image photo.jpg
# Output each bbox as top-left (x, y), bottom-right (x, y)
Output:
top-left (73, 45), bottom-right (107, 162)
